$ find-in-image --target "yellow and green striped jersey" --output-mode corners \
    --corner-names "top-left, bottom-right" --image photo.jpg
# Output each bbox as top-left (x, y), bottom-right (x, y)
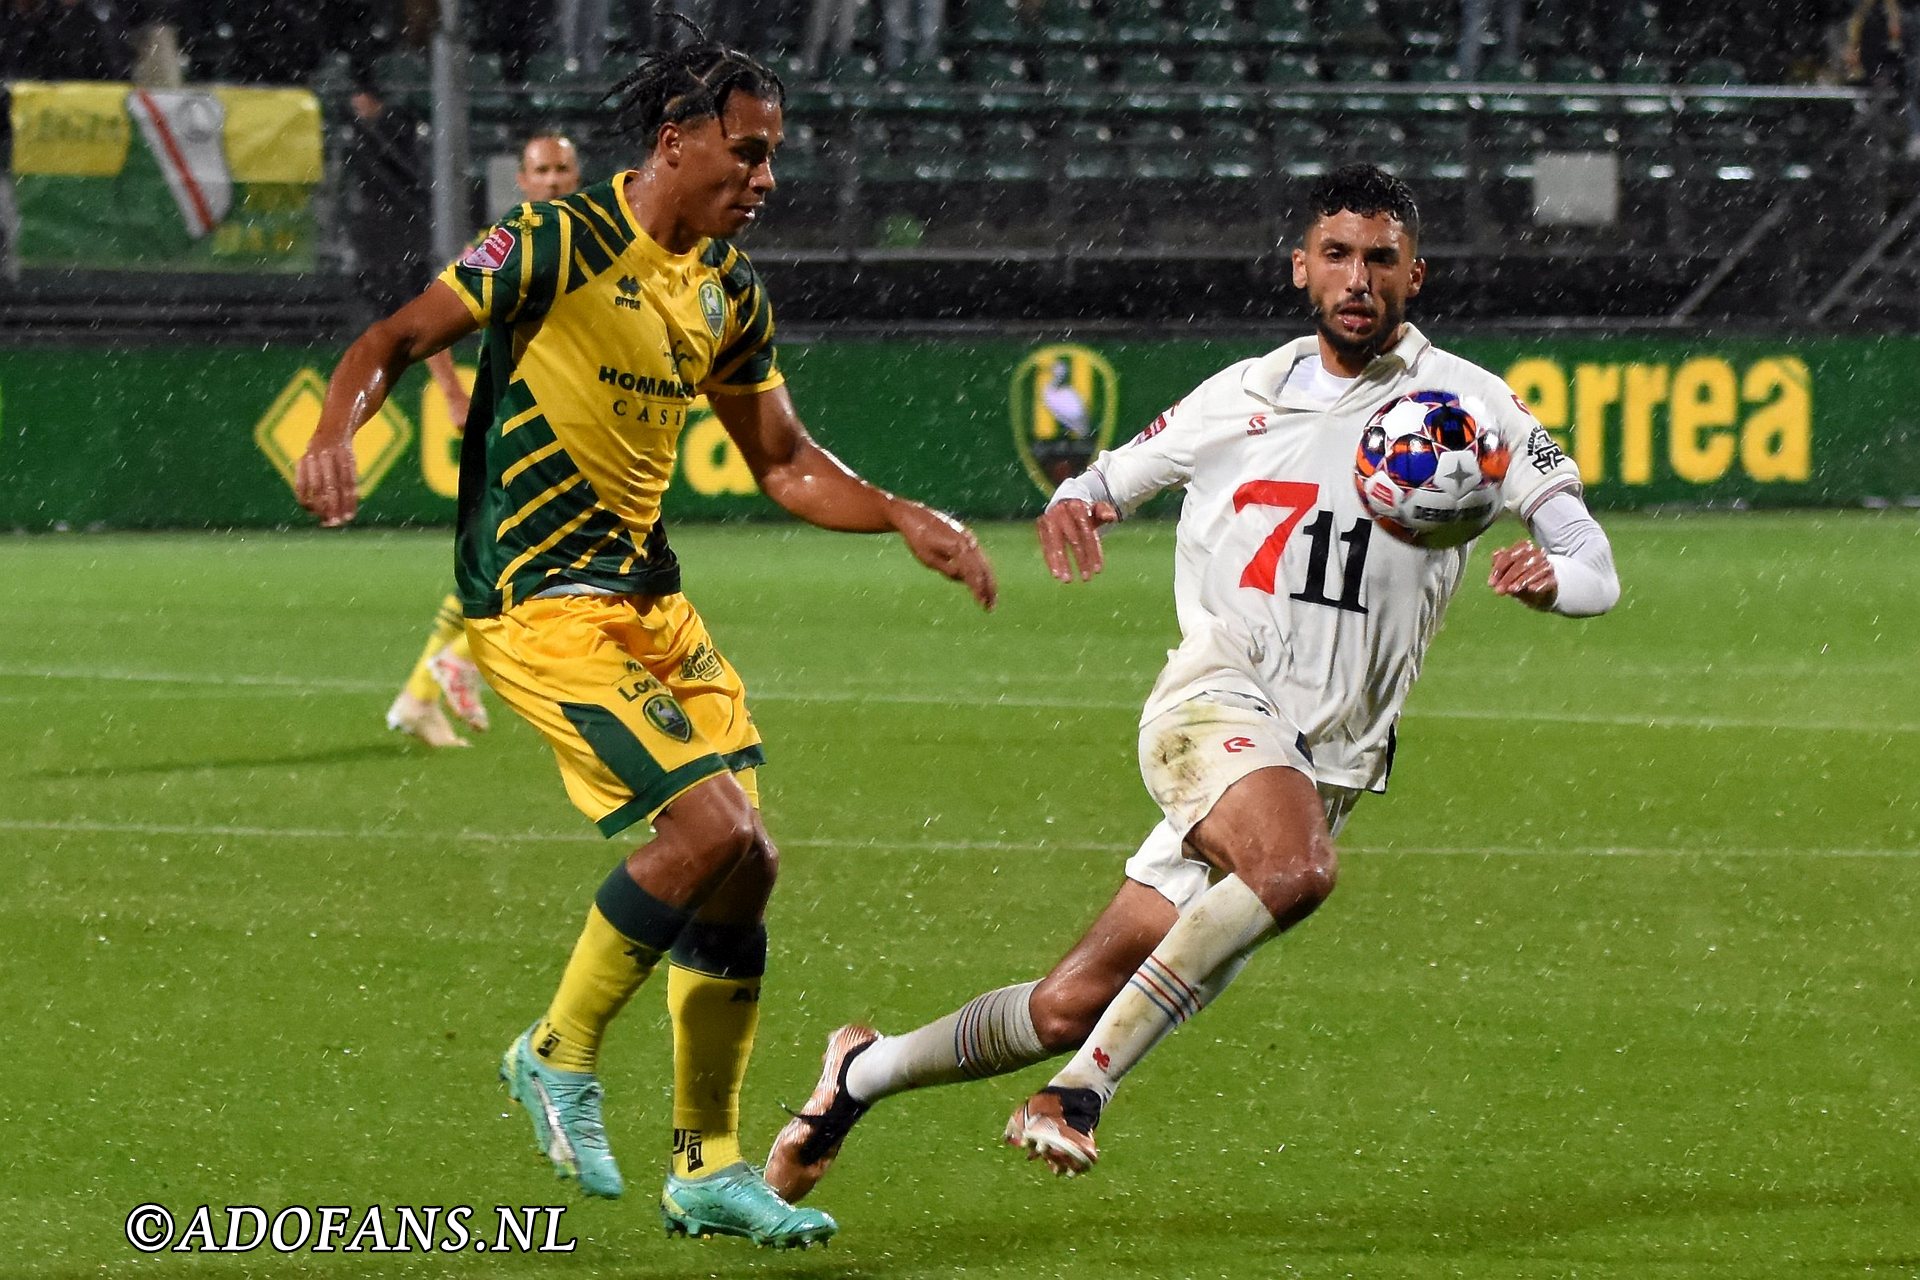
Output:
top-left (438, 171), bottom-right (781, 617)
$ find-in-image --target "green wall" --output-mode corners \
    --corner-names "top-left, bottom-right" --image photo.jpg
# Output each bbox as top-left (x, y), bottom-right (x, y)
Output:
top-left (0, 334), bottom-right (1909, 531)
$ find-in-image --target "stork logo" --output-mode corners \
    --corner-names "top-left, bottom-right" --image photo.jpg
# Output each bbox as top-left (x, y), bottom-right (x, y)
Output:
top-left (1222, 736), bottom-right (1256, 754)
top-left (460, 226), bottom-right (516, 272)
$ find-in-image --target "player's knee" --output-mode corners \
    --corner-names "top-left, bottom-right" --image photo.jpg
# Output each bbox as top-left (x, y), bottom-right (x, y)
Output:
top-left (737, 830), bottom-right (780, 889)
top-left (1245, 838), bottom-right (1338, 927)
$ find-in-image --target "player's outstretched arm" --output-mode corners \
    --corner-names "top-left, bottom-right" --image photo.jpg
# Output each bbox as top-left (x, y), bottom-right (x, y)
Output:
top-left (709, 386), bottom-right (998, 610)
top-left (296, 283), bottom-right (480, 527)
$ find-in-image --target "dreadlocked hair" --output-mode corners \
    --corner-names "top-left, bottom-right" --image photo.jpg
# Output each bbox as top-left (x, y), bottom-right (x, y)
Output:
top-left (604, 13), bottom-right (785, 145)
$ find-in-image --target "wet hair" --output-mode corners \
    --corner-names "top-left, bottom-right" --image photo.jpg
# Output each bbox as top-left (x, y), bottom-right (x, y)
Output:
top-left (1300, 163), bottom-right (1421, 245)
top-left (603, 14), bottom-right (785, 147)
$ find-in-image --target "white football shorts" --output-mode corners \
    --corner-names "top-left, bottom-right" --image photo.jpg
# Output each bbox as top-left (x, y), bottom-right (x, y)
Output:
top-left (1128, 690), bottom-right (1361, 910)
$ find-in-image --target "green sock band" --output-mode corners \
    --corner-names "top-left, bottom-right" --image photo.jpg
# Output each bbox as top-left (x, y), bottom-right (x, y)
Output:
top-left (669, 921), bottom-right (768, 979)
top-left (593, 863), bottom-right (692, 953)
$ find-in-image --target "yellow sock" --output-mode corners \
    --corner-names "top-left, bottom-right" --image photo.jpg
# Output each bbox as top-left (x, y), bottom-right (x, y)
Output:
top-left (533, 863), bottom-right (693, 1073)
top-left (532, 907), bottom-right (663, 1074)
top-left (445, 629), bottom-right (473, 663)
top-left (402, 596), bottom-right (465, 703)
top-left (666, 952), bottom-right (764, 1179)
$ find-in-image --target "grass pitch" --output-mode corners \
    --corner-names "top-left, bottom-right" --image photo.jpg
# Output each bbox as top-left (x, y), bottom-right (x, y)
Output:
top-left (2, 513), bottom-right (1916, 1278)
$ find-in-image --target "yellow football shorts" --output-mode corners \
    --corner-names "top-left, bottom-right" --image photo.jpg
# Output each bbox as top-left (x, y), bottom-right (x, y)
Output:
top-left (464, 592), bottom-right (763, 838)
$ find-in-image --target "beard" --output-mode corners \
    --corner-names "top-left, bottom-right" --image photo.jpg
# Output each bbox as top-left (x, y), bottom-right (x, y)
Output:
top-left (1312, 294), bottom-right (1406, 365)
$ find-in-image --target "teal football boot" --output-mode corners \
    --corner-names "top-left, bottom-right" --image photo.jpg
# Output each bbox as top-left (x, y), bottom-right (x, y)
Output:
top-left (499, 1024), bottom-right (624, 1198)
top-left (660, 1162), bottom-right (837, 1248)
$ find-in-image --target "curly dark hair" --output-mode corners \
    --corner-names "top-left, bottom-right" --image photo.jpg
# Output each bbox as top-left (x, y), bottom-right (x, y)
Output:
top-left (1300, 163), bottom-right (1421, 244)
top-left (603, 14), bottom-right (786, 146)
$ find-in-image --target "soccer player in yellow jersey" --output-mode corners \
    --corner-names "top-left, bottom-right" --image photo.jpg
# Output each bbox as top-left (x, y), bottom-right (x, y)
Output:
top-left (389, 133), bottom-right (586, 748)
top-left (294, 27), bottom-right (996, 1248)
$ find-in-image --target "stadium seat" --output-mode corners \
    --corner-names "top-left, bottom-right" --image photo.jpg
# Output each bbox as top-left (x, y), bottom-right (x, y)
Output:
top-left (1200, 119), bottom-right (1265, 180)
top-left (967, 0), bottom-right (1025, 41)
top-left (900, 121), bottom-right (970, 182)
top-left (1313, 0), bottom-right (1387, 44)
top-left (1614, 55), bottom-right (1674, 84)
top-left (1249, 0), bottom-right (1313, 46)
top-left (1106, 0), bottom-right (1176, 45)
top-left (1270, 114), bottom-right (1332, 175)
top-left (1406, 55), bottom-right (1461, 85)
top-left (1338, 114), bottom-right (1410, 169)
top-left (1262, 53), bottom-right (1323, 86)
top-left (1543, 56), bottom-right (1605, 85)
top-left (1188, 50), bottom-right (1251, 89)
top-left (1129, 121), bottom-right (1200, 181)
top-left (979, 119), bottom-right (1047, 182)
top-left (1116, 53), bottom-right (1179, 87)
top-left (1326, 56), bottom-right (1393, 85)
top-left (1186, 0), bottom-right (1250, 45)
top-left (1057, 120), bottom-right (1125, 181)
top-left (965, 51), bottom-right (1033, 87)
top-left (1045, 51), bottom-right (1108, 84)
top-left (826, 54), bottom-right (883, 86)
top-left (1040, 0), bottom-right (1098, 42)
top-left (774, 121), bottom-right (826, 185)
top-left (1683, 58), bottom-right (1747, 86)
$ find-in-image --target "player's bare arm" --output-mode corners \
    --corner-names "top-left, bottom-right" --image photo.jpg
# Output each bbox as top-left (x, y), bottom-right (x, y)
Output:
top-left (1036, 497), bottom-right (1119, 583)
top-left (297, 282), bottom-right (479, 526)
top-left (709, 385), bottom-right (998, 609)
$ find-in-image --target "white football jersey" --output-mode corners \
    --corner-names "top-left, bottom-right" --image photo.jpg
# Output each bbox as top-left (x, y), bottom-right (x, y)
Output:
top-left (1083, 324), bottom-right (1582, 793)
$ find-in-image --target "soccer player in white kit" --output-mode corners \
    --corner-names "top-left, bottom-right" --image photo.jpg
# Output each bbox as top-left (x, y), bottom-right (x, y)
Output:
top-left (766, 164), bottom-right (1622, 1194)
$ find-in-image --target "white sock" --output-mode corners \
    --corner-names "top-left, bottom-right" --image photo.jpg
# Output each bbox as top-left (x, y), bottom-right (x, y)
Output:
top-left (846, 981), bottom-right (1044, 1102)
top-left (1049, 875), bottom-right (1276, 1107)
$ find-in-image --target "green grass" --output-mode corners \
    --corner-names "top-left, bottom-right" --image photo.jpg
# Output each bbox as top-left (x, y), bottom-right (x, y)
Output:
top-left (2, 513), bottom-right (1917, 1278)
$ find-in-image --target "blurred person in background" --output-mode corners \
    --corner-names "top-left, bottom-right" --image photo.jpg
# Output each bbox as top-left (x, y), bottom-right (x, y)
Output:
top-left (1845, 0), bottom-right (1920, 151)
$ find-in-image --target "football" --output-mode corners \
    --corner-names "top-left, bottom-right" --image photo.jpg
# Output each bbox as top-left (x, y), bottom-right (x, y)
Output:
top-left (1353, 390), bottom-right (1511, 548)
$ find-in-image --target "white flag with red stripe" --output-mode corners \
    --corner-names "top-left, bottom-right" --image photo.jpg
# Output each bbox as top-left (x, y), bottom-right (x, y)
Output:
top-left (128, 90), bottom-right (233, 239)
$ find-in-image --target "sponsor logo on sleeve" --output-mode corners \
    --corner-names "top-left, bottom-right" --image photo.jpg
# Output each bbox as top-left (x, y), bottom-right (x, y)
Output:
top-left (1130, 399), bottom-right (1180, 447)
top-left (460, 226), bottom-right (516, 272)
top-left (1524, 425), bottom-right (1569, 474)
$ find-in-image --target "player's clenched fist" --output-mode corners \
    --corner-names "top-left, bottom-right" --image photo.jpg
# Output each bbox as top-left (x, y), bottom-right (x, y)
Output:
top-left (1036, 498), bottom-right (1119, 583)
top-left (295, 436), bottom-right (359, 527)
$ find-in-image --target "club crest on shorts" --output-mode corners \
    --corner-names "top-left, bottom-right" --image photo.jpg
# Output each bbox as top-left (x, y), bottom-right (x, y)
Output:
top-left (642, 694), bottom-right (693, 742)
top-left (1010, 343), bottom-right (1118, 496)
top-left (698, 281), bottom-right (726, 337)
top-left (461, 226), bottom-right (516, 272)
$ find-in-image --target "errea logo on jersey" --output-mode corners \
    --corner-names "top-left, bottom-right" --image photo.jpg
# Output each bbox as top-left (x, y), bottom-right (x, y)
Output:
top-left (613, 275), bottom-right (643, 311)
